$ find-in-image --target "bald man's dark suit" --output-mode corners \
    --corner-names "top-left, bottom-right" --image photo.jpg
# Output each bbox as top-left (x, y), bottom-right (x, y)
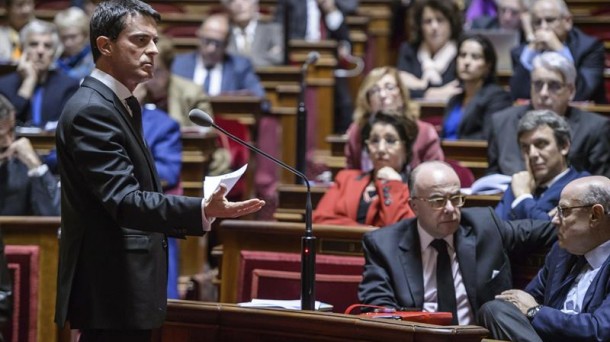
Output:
top-left (54, 77), bottom-right (205, 330)
top-left (358, 207), bottom-right (556, 317)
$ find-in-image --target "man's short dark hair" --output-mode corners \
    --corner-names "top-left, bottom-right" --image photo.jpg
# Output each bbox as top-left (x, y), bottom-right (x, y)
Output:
top-left (0, 94), bottom-right (15, 121)
top-left (89, 0), bottom-right (161, 62)
top-left (517, 109), bottom-right (571, 150)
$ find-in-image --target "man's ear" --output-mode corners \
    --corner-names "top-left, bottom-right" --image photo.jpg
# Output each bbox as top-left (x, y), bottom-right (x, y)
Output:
top-left (590, 203), bottom-right (605, 225)
top-left (96, 36), bottom-right (112, 57)
top-left (560, 140), bottom-right (570, 157)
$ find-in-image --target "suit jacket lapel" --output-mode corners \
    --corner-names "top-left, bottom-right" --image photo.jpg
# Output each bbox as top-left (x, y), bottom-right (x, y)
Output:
top-left (81, 77), bottom-right (160, 190)
top-left (398, 221), bottom-right (424, 308)
top-left (455, 224), bottom-right (477, 310)
top-left (547, 252), bottom-right (577, 307)
top-left (582, 255), bottom-right (610, 311)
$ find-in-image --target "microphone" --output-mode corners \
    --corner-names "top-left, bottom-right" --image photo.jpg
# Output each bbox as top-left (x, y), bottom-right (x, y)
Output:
top-left (189, 109), bottom-right (317, 310)
top-left (296, 51), bottom-right (319, 182)
top-left (302, 51), bottom-right (320, 71)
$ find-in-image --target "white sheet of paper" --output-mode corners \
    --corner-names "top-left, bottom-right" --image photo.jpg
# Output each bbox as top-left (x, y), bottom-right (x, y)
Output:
top-left (237, 299), bottom-right (332, 311)
top-left (203, 164), bottom-right (248, 200)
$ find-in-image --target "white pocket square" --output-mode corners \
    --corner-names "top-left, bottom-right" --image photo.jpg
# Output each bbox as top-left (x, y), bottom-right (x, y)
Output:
top-left (491, 270), bottom-right (500, 279)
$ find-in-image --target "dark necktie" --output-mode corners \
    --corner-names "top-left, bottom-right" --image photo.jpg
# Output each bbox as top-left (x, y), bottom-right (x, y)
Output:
top-left (203, 66), bottom-right (213, 94)
top-left (551, 256), bottom-right (588, 307)
top-left (431, 239), bottom-right (458, 324)
top-left (125, 96), bottom-right (143, 136)
top-left (533, 186), bottom-right (547, 199)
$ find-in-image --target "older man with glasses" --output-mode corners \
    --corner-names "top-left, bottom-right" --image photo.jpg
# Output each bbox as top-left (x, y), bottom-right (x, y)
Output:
top-left (509, 0), bottom-right (606, 103)
top-left (479, 176), bottom-right (610, 341)
top-left (358, 161), bottom-right (556, 325)
top-left (488, 51), bottom-right (610, 178)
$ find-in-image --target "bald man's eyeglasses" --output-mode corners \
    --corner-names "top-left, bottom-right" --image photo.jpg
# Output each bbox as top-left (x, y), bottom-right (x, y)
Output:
top-left (555, 204), bottom-right (594, 220)
top-left (412, 195), bottom-right (466, 210)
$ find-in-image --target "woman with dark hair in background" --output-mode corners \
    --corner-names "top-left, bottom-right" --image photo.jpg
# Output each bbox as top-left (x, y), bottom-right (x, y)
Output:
top-left (396, 0), bottom-right (463, 100)
top-left (314, 112), bottom-right (417, 226)
top-left (442, 33), bottom-right (512, 140)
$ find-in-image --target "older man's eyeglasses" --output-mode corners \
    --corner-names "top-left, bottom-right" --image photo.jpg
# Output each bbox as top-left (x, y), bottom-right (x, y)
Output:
top-left (412, 195), bottom-right (466, 210)
top-left (532, 16), bottom-right (561, 28)
top-left (532, 80), bottom-right (565, 93)
top-left (555, 204), bottom-right (595, 220)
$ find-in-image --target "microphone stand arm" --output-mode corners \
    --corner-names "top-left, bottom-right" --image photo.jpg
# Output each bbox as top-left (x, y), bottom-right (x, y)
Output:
top-left (211, 123), bottom-right (317, 310)
top-left (296, 62), bottom-right (309, 184)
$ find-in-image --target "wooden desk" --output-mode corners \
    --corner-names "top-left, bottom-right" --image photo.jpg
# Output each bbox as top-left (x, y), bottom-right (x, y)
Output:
top-left (161, 300), bottom-right (489, 342)
top-left (441, 140), bottom-right (488, 179)
top-left (357, 0), bottom-right (394, 68)
top-left (180, 130), bottom-right (217, 197)
top-left (0, 216), bottom-right (61, 342)
top-left (276, 184), bottom-right (501, 222)
top-left (218, 220), bottom-right (374, 303)
top-left (256, 65), bottom-right (300, 183)
top-left (17, 129), bottom-right (216, 198)
top-left (16, 131), bottom-right (55, 156)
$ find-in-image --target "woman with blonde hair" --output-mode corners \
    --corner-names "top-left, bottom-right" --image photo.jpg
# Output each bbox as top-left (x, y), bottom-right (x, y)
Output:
top-left (345, 66), bottom-right (444, 172)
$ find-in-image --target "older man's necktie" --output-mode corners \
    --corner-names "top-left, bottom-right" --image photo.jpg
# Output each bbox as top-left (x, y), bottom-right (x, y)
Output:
top-left (431, 239), bottom-right (458, 324)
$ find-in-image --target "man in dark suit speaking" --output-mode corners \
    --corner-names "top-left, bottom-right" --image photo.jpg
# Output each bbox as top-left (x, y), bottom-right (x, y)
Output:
top-left (54, 1), bottom-right (264, 341)
top-left (358, 161), bottom-right (556, 325)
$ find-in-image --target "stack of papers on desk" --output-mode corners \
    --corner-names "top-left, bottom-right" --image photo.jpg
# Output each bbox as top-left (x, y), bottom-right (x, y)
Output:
top-left (238, 299), bottom-right (333, 311)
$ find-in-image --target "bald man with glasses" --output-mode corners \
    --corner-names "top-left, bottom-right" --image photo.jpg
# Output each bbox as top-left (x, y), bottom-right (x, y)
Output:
top-left (358, 161), bottom-right (556, 325)
top-left (479, 176), bottom-right (610, 341)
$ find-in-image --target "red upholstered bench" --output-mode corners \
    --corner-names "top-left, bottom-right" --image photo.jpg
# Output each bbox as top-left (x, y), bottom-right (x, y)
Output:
top-left (2, 246), bottom-right (39, 342)
top-left (237, 250), bottom-right (364, 313)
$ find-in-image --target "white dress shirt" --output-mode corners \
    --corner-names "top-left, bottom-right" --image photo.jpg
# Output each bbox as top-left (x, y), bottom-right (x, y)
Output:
top-left (418, 225), bottom-right (475, 325)
top-left (193, 56), bottom-right (224, 96)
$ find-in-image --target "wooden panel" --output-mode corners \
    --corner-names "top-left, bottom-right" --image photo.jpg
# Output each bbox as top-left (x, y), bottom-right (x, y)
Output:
top-left (276, 184), bottom-right (501, 222)
top-left (0, 217), bottom-right (61, 342)
top-left (218, 220), bottom-right (373, 303)
top-left (161, 301), bottom-right (489, 342)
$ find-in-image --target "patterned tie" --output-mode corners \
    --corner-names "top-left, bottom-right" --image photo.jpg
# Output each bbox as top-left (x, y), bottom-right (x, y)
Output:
top-left (125, 96), bottom-right (143, 136)
top-left (431, 239), bottom-right (458, 324)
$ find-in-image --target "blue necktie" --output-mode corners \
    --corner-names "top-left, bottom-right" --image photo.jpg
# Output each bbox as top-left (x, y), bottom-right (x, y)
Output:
top-left (203, 66), bottom-right (213, 94)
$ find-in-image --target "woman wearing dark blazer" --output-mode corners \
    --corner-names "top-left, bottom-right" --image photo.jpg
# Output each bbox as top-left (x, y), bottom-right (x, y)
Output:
top-left (442, 33), bottom-right (512, 140)
top-left (314, 113), bottom-right (417, 227)
top-left (396, 0), bottom-right (463, 100)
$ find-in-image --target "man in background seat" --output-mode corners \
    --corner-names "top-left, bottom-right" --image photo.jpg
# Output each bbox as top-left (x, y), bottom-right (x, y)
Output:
top-left (495, 110), bottom-right (589, 220)
top-left (488, 52), bottom-right (610, 177)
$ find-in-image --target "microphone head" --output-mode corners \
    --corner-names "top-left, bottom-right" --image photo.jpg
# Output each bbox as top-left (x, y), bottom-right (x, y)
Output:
top-left (306, 51), bottom-right (320, 65)
top-left (188, 108), bottom-right (214, 127)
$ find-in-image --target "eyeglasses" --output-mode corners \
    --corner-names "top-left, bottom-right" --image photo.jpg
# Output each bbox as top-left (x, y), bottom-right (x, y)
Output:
top-left (365, 137), bottom-right (403, 149)
top-left (412, 194), bottom-right (466, 210)
top-left (199, 37), bottom-right (226, 48)
top-left (532, 80), bottom-right (565, 94)
top-left (498, 6), bottom-right (521, 16)
top-left (367, 83), bottom-right (399, 98)
top-left (555, 204), bottom-right (595, 220)
top-left (532, 16), bottom-right (561, 28)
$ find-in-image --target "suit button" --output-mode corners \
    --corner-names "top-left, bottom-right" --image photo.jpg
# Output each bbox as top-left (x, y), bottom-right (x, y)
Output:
top-left (162, 239), bottom-right (168, 249)
top-left (385, 199), bottom-right (392, 206)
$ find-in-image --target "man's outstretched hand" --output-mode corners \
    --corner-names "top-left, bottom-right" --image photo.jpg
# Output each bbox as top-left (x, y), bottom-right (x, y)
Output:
top-left (204, 184), bottom-right (265, 219)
